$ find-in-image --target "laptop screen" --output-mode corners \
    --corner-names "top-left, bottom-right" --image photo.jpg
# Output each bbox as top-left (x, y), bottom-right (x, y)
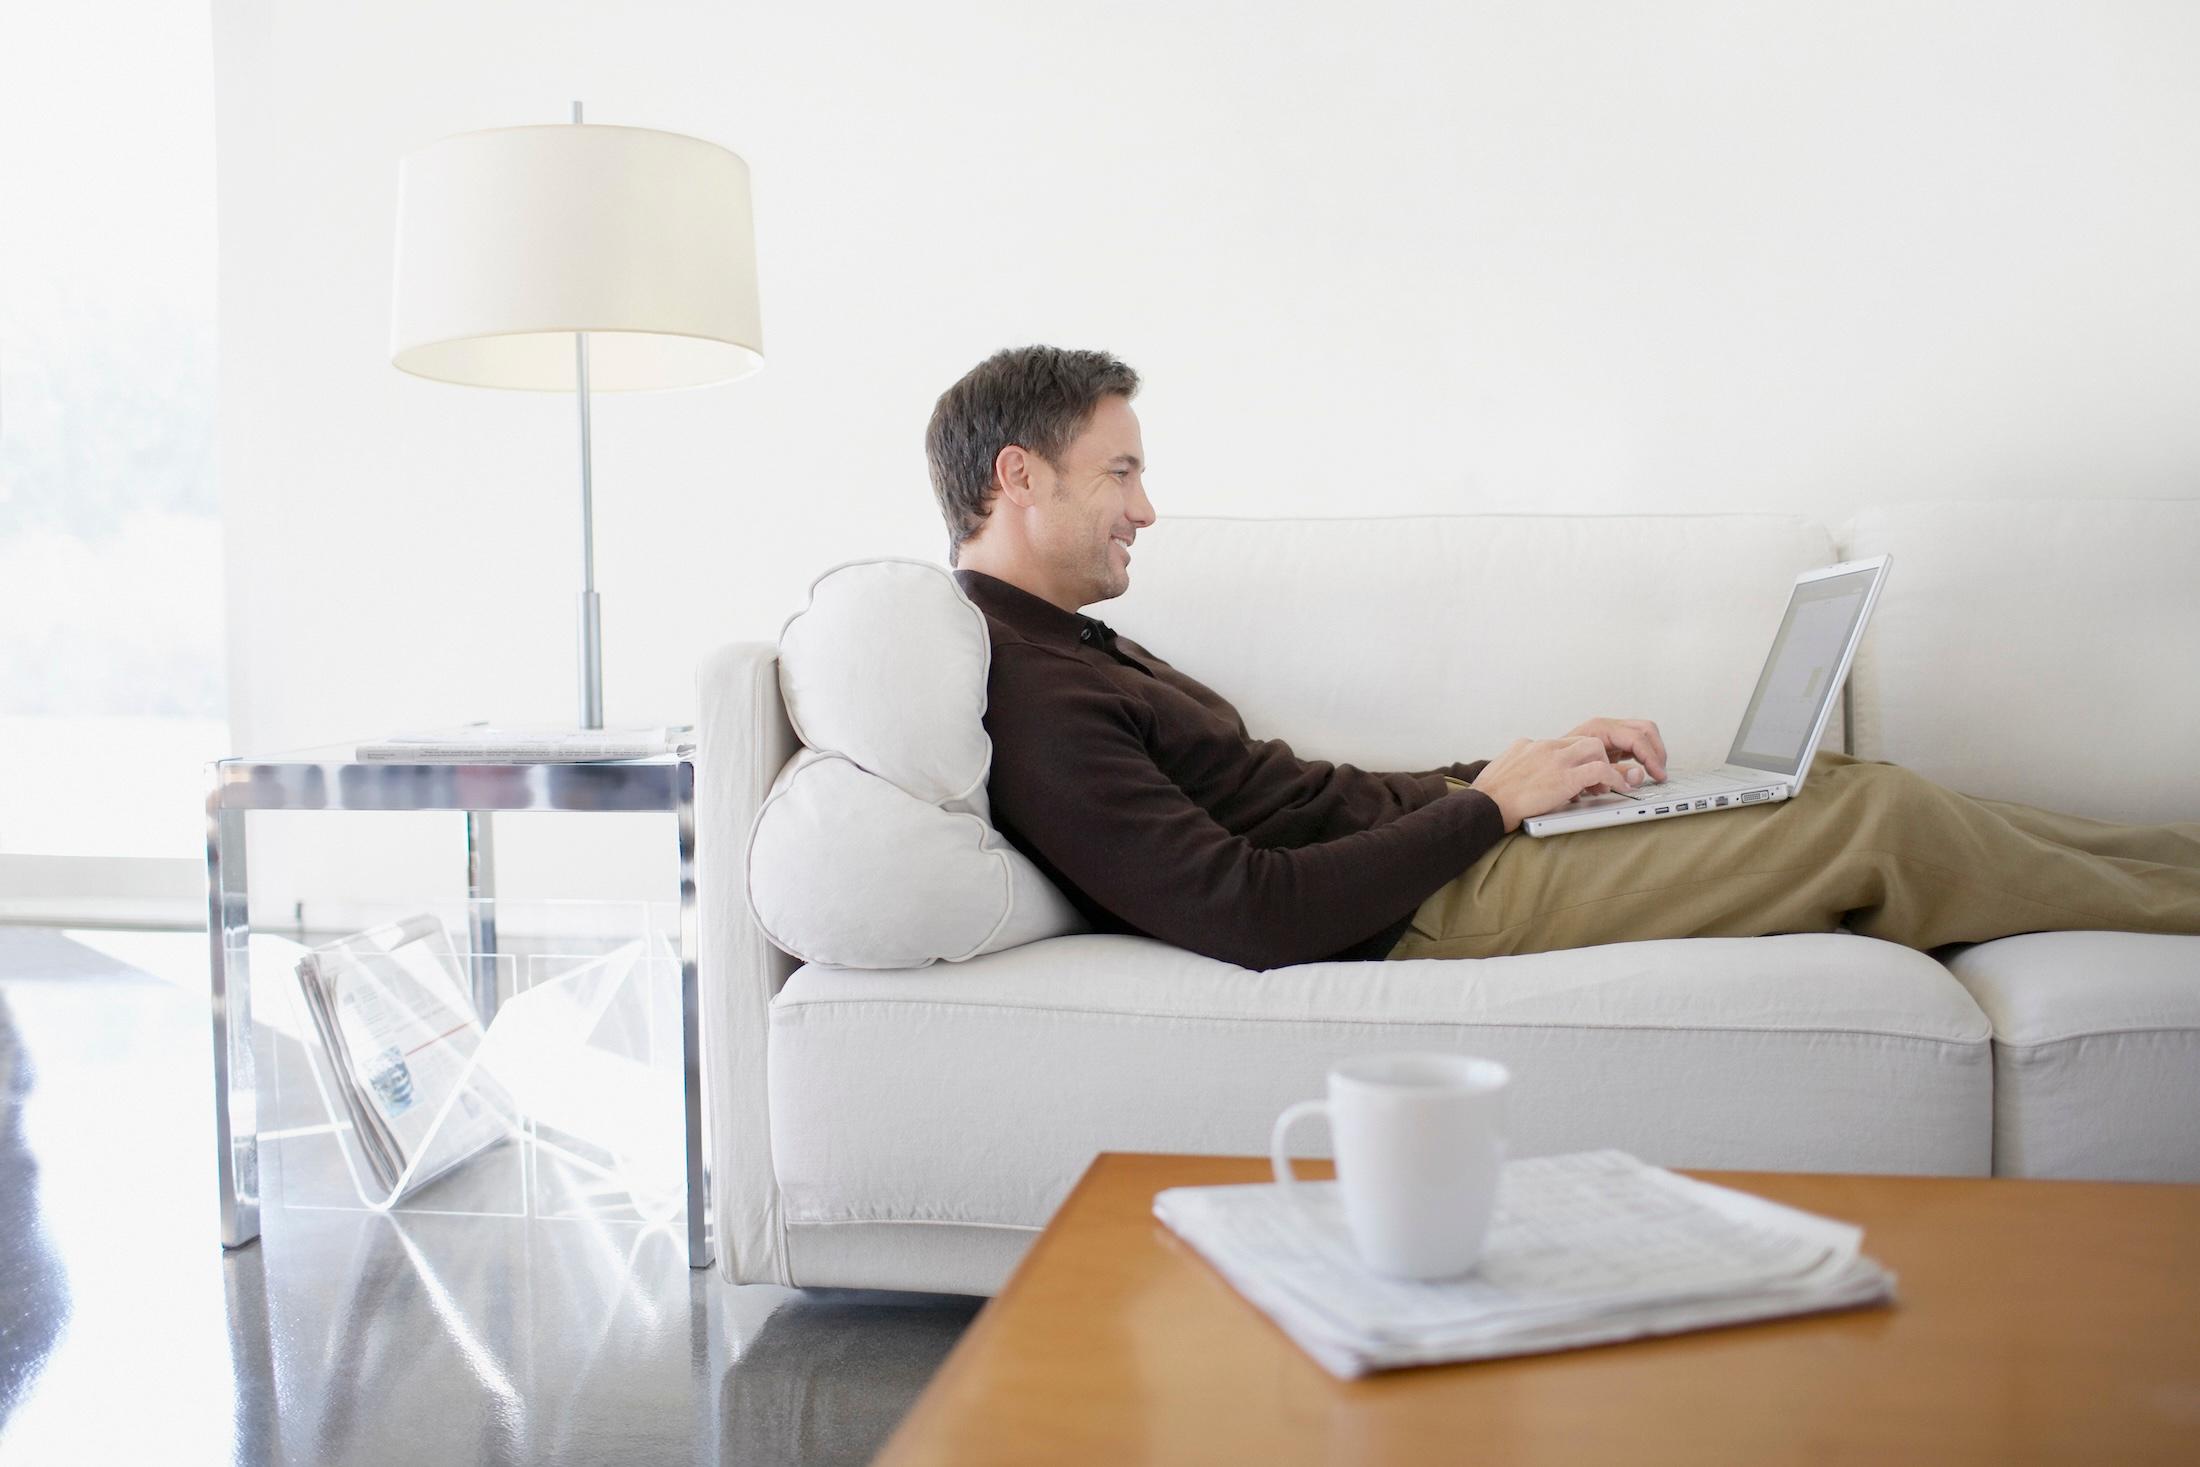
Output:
top-left (1725, 566), bottom-right (1880, 778)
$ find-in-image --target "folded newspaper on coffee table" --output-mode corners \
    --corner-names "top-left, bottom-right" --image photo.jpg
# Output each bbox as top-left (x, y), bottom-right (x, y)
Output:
top-left (1154, 1150), bottom-right (1895, 1379)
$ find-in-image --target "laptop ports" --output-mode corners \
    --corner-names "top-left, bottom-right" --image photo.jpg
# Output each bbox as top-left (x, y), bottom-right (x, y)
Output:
top-left (1714, 796), bottom-right (1729, 807)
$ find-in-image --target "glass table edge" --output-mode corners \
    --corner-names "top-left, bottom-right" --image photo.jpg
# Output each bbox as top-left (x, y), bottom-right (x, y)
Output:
top-left (206, 745), bottom-right (698, 814)
top-left (212, 743), bottom-right (697, 771)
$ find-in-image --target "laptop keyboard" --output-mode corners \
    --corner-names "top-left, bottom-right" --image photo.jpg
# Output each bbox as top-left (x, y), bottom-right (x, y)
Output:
top-left (1573, 768), bottom-right (1756, 806)
top-left (1631, 769), bottom-right (1748, 798)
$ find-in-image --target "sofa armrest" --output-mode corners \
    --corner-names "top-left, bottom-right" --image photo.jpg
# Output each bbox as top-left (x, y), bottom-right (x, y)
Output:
top-left (697, 640), bottom-right (803, 1285)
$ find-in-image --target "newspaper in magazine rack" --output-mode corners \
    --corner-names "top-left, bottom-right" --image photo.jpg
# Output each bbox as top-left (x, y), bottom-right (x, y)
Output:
top-left (285, 909), bottom-right (688, 1218)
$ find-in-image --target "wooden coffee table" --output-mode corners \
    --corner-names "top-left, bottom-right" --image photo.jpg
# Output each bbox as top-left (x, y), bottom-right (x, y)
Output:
top-left (875, 1153), bottom-right (2200, 1466)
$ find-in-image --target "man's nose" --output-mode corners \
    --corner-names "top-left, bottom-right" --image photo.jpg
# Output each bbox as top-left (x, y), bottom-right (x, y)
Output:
top-left (1129, 480), bottom-right (1157, 526)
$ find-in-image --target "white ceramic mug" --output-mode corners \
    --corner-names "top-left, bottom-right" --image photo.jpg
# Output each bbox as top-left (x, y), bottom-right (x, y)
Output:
top-left (1270, 1051), bottom-right (1511, 1280)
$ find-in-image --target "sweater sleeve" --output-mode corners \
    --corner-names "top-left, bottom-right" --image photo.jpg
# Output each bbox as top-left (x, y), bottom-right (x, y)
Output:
top-left (1398, 760), bottom-right (1491, 785)
top-left (984, 652), bottom-right (1507, 971)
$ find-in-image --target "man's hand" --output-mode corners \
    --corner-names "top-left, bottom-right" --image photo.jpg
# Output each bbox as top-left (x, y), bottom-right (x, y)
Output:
top-left (1468, 736), bottom-right (1646, 833)
top-left (1565, 717), bottom-right (1668, 784)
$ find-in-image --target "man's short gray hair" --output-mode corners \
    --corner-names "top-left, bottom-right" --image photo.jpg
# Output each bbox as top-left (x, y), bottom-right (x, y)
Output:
top-left (925, 345), bottom-right (1141, 565)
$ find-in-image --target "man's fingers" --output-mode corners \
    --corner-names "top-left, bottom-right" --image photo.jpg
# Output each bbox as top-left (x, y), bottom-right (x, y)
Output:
top-left (1603, 719), bottom-right (1666, 780)
top-left (1566, 760), bottom-right (1626, 795)
top-left (1559, 739), bottom-right (1638, 790)
top-left (1575, 761), bottom-right (1633, 796)
top-left (1579, 738), bottom-right (1641, 785)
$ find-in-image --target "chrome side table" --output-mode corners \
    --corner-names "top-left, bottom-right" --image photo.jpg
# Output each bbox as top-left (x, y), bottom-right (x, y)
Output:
top-left (205, 743), bottom-right (713, 1268)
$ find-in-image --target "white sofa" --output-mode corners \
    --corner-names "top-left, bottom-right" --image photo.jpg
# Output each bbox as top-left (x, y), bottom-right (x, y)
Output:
top-left (696, 498), bottom-right (2200, 1296)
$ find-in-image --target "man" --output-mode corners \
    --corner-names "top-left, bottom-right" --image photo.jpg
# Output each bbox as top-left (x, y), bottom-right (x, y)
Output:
top-left (926, 345), bottom-right (2200, 971)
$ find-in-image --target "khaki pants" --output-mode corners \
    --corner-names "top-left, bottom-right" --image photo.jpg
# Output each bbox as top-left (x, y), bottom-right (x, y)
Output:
top-left (1390, 751), bottom-right (2200, 961)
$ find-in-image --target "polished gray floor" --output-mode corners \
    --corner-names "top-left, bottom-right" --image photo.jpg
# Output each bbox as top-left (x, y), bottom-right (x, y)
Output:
top-left (0, 927), bottom-right (982, 1466)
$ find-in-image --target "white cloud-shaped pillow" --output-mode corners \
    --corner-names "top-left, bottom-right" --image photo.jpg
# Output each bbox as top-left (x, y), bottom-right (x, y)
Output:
top-left (746, 558), bottom-right (1087, 968)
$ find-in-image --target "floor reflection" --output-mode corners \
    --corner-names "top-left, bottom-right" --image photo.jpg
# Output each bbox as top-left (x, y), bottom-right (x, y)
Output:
top-left (721, 1290), bottom-right (984, 1465)
top-left (0, 928), bottom-right (981, 1467)
top-left (0, 988), bottom-right (70, 1437)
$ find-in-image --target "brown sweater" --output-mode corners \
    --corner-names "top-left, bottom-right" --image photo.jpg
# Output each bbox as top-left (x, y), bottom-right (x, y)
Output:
top-left (958, 570), bottom-right (1507, 970)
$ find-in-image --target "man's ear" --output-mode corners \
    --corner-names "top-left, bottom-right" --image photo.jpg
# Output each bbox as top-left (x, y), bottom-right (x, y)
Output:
top-left (992, 444), bottom-right (1041, 510)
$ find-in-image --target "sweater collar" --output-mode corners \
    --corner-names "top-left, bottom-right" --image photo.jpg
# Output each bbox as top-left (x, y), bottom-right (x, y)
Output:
top-left (954, 569), bottom-right (1116, 649)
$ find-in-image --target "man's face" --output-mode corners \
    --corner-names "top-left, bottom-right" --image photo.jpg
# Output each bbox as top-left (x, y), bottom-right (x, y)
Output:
top-left (1019, 394), bottom-right (1155, 607)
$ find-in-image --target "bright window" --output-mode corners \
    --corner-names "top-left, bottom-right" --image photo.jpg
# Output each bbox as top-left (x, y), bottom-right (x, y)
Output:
top-left (0, 4), bottom-right (227, 864)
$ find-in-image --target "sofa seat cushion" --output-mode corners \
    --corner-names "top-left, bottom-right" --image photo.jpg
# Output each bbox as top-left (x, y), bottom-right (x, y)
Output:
top-left (766, 931), bottom-right (1992, 1238)
top-left (1942, 931), bottom-right (2200, 1181)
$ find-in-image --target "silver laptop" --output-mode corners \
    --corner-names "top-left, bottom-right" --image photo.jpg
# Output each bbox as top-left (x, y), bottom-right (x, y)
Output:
top-left (1524, 554), bottom-right (1892, 838)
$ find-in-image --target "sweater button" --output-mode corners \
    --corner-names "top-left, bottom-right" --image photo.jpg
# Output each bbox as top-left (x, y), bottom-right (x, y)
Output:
top-left (1079, 628), bottom-right (1093, 642)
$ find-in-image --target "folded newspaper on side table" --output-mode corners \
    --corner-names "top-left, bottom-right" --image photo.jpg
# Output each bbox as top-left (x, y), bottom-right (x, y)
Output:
top-left (1154, 1150), bottom-right (1895, 1379)
top-left (354, 723), bottom-right (690, 762)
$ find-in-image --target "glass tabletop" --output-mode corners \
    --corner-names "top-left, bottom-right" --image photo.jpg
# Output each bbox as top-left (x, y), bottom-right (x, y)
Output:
top-left (226, 740), bottom-right (696, 768)
top-left (209, 741), bottom-right (696, 813)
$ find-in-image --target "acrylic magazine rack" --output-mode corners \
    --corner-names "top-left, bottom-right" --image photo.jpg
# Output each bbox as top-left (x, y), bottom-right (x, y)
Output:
top-left (269, 898), bottom-right (685, 1226)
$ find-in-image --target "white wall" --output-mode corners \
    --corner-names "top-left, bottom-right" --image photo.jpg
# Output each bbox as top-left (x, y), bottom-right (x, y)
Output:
top-left (214, 0), bottom-right (2200, 924)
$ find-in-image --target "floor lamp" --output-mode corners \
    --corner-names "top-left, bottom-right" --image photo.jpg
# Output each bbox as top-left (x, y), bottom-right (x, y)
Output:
top-left (388, 102), bottom-right (764, 729)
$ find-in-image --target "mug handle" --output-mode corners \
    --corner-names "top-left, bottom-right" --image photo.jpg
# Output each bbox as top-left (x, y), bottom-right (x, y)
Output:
top-left (1270, 1099), bottom-right (1331, 1200)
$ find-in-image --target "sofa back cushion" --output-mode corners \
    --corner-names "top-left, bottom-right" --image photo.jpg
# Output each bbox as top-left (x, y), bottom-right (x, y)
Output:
top-left (1104, 514), bottom-right (1845, 774)
top-left (1840, 498), bottom-right (2200, 823)
top-left (747, 558), bottom-right (1086, 968)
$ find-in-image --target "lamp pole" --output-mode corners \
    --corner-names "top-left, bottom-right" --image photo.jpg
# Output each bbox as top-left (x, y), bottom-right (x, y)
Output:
top-left (572, 99), bottom-right (603, 729)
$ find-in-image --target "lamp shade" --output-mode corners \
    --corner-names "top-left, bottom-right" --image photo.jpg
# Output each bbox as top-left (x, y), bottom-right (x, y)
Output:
top-left (390, 123), bottom-right (763, 391)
